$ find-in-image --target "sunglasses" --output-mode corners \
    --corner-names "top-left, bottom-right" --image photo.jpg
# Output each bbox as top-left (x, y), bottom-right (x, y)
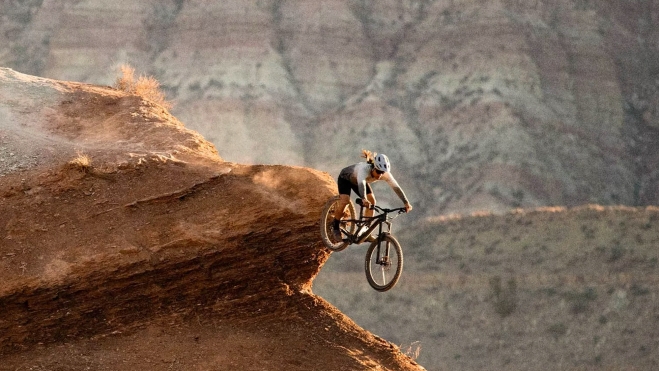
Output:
top-left (375, 169), bottom-right (385, 175)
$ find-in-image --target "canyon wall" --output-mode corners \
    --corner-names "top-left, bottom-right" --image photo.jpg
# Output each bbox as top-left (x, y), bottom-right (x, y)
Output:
top-left (2, 0), bottom-right (659, 217)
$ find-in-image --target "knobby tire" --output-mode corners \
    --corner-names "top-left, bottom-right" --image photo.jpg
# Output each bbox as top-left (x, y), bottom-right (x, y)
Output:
top-left (364, 234), bottom-right (403, 291)
top-left (319, 195), bottom-right (356, 252)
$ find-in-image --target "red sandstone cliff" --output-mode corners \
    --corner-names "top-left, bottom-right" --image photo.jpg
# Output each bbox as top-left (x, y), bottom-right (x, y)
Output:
top-left (0, 68), bottom-right (424, 371)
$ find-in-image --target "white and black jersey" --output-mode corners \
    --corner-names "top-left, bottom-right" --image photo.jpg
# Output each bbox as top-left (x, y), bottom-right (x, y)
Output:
top-left (338, 162), bottom-right (409, 205)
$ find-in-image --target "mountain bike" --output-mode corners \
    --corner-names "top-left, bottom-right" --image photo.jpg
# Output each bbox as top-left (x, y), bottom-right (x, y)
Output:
top-left (320, 195), bottom-right (407, 292)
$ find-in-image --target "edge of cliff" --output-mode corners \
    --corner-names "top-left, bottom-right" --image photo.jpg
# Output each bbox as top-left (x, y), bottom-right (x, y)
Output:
top-left (0, 68), bottom-right (424, 370)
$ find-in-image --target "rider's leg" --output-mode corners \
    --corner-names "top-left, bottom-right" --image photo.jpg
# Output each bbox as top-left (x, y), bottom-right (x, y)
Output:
top-left (333, 194), bottom-right (350, 221)
top-left (334, 177), bottom-right (353, 224)
top-left (331, 177), bottom-right (353, 241)
top-left (332, 194), bottom-right (351, 239)
top-left (365, 193), bottom-right (376, 218)
top-left (363, 193), bottom-right (378, 242)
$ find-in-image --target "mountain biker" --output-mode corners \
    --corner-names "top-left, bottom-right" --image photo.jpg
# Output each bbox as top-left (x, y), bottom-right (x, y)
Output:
top-left (332, 150), bottom-right (413, 241)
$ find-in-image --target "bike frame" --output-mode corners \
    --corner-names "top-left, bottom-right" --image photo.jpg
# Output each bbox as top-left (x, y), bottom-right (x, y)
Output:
top-left (339, 198), bottom-right (405, 245)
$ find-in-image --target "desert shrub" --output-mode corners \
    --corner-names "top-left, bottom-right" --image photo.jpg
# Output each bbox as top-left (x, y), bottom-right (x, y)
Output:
top-left (581, 224), bottom-right (596, 239)
top-left (489, 276), bottom-right (517, 317)
top-left (68, 152), bottom-right (92, 172)
top-left (630, 284), bottom-right (650, 296)
top-left (608, 244), bottom-right (625, 262)
top-left (564, 287), bottom-right (597, 314)
top-left (114, 64), bottom-right (172, 109)
top-left (400, 341), bottom-right (422, 360)
top-left (547, 322), bottom-right (567, 339)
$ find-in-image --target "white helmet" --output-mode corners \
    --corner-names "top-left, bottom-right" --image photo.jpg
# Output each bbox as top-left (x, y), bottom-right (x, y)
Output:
top-left (373, 153), bottom-right (391, 173)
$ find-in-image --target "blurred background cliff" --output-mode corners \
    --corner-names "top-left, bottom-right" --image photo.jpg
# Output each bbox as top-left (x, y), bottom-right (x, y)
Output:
top-left (4, 0), bottom-right (659, 220)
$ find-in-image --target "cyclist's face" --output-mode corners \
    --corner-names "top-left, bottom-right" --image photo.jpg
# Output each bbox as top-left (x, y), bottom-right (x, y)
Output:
top-left (372, 168), bottom-right (384, 179)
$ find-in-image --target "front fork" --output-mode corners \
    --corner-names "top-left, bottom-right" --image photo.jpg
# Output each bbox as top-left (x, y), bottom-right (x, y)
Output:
top-left (375, 231), bottom-right (391, 266)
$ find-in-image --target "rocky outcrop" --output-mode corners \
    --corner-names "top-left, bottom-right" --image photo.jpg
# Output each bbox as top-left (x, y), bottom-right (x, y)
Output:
top-left (0, 69), bottom-right (424, 370)
top-left (1, 1), bottom-right (658, 216)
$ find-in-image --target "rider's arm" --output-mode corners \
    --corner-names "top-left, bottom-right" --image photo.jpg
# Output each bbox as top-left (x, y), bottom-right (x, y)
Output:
top-left (382, 173), bottom-right (410, 206)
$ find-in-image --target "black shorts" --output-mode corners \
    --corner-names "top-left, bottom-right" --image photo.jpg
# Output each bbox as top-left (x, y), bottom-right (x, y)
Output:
top-left (337, 176), bottom-right (372, 197)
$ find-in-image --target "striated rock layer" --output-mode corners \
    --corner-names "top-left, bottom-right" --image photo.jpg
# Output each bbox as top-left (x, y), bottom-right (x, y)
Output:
top-left (0, 68), bottom-right (424, 371)
top-left (2, 0), bottom-right (658, 216)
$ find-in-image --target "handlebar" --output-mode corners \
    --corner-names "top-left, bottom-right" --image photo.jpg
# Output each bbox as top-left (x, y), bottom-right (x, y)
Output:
top-left (375, 205), bottom-right (407, 214)
top-left (356, 198), bottom-right (407, 214)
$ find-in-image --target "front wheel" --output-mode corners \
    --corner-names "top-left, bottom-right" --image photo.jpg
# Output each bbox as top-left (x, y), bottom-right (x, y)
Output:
top-left (365, 234), bottom-right (403, 292)
top-left (319, 195), bottom-right (356, 251)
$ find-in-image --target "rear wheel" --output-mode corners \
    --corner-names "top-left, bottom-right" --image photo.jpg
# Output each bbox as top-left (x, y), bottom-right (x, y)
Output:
top-left (365, 234), bottom-right (403, 291)
top-left (319, 195), bottom-right (356, 251)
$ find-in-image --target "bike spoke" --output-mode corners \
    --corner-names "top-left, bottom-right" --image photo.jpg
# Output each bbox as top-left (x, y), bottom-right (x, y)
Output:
top-left (365, 237), bottom-right (403, 291)
top-left (379, 242), bottom-right (391, 284)
top-left (379, 264), bottom-right (387, 285)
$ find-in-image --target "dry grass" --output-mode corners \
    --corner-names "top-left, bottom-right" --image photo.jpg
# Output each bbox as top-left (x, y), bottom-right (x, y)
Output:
top-left (401, 341), bottom-right (422, 360)
top-left (114, 64), bottom-right (172, 110)
top-left (68, 152), bottom-right (92, 172)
